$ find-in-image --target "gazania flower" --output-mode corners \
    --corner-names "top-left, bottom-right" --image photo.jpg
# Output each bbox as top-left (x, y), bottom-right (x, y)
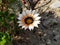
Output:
top-left (17, 10), bottom-right (41, 30)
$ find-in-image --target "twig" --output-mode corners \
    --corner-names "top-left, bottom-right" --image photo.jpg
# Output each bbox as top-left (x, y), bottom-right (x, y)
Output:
top-left (28, 0), bottom-right (40, 10)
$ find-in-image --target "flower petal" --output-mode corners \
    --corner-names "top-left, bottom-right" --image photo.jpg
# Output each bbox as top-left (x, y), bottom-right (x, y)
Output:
top-left (35, 17), bottom-right (41, 20)
top-left (34, 24), bottom-right (38, 27)
top-left (18, 24), bottom-right (22, 26)
top-left (24, 27), bottom-right (28, 30)
top-left (22, 26), bottom-right (25, 28)
top-left (22, 11), bottom-right (26, 15)
top-left (29, 9), bottom-right (32, 14)
top-left (32, 10), bottom-right (35, 14)
top-left (17, 17), bottom-right (21, 20)
top-left (17, 14), bottom-right (22, 20)
top-left (17, 21), bottom-right (20, 23)
top-left (33, 21), bottom-right (40, 27)
top-left (19, 14), bottom-right (22, 17)
top-left (29, 25), bottom-right (34, 30)
top-left (17, 21), bottom-right (23, 24)
top-left (34, 13), bottom-right (39, 17)
top-left (25, 10), bottom-right (32, 14)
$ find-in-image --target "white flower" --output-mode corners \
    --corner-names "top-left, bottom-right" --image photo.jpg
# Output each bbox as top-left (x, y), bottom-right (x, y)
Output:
top-left (50, 0), bottom-right (60, 8)
top-left (17, 10), bottom-right (41, 30)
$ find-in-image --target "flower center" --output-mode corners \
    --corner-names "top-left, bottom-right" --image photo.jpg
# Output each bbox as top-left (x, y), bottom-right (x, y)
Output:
top-left (25, 17), bottom-right (34, 25)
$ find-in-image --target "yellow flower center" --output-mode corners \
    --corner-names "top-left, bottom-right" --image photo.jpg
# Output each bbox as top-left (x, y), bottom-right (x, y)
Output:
top-left (25, 17), bottom-right (34, 25)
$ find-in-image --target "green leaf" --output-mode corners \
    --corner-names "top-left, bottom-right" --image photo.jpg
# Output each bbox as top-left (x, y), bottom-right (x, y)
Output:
top-left (9, 0), bottom-right (17, 3)
top-left (0, 32), bottom-right (12, 45)
top-left (3, 10), bottom-right (8, 17)
top-left (0, 11), bottom-right (3, 16)
top-left (0, 35), bottom-right (6, 45)
top-left (0, 16), bottom-right (5, 26)
top-left (10, 13), bottom-right (15, 20)
top-left (7, 13), bottom-right (15, 21)
top-left (0, 39), bottom-right (6, 45)
top-left (0, 16), bottom-right (2, 22)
